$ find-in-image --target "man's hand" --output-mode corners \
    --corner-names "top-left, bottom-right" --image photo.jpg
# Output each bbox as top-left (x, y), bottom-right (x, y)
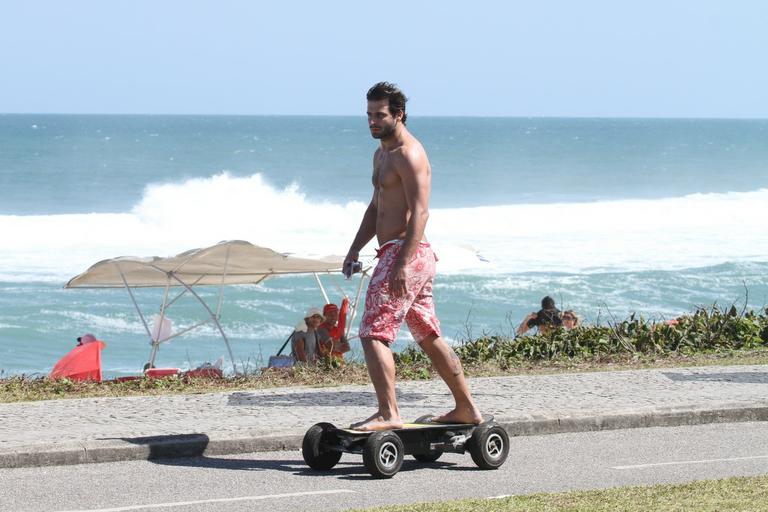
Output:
top-left (516, 313), bottom-right (537, 337)
top-left (343, 249), bottom-right (360, 279)
top-left (389, 261), bottom-right (408, 298)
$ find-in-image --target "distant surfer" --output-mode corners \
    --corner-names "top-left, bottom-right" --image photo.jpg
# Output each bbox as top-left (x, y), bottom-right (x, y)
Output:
top-left (343, 82), bottom-right (482, 431)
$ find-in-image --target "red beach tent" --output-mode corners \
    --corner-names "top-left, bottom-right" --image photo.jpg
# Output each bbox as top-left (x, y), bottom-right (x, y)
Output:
top-left (50, 336), bottom-right (106, 382)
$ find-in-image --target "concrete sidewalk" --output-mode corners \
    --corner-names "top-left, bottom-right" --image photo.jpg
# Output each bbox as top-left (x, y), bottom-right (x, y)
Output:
top-left (1, 364), bottom-right (767, 469)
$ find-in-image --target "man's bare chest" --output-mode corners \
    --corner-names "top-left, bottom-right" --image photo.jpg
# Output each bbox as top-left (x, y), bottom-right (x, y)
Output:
top-left (373, 156), bottom-right (401, 190)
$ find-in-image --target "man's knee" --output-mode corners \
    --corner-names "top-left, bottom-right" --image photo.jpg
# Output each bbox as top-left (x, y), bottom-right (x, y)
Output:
top-left (362, 337), bottom-right (393, 349)
top-left (416, 332), bottom-right (441, 350)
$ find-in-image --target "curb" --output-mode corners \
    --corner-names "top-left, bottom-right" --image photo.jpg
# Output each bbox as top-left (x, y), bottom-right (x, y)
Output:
top-left (3, 404), bottom-right (768, 469)
top-left (496, 404), bottom-right (768, 436)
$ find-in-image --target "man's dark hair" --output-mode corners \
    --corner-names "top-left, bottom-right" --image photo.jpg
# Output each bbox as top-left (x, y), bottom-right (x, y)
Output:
top-left (541, 296), bottom-right (556, 310)
top-left (367, 82), bottom-right (408, 124)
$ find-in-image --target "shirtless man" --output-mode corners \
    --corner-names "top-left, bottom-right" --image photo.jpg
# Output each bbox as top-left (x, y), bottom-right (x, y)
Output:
top-left (344, 82), bottom-right (482, 431)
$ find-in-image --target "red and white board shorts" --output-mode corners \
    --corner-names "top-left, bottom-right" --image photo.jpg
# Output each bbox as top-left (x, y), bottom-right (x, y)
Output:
top-left (359, 240), bottom-right (441, 345)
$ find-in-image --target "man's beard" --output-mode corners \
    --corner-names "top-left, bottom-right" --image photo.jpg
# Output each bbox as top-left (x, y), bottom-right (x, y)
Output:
top-left (370, 123), bottom-right (396, 139)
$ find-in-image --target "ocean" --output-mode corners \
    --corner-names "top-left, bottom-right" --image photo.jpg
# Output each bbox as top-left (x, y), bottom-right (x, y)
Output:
top-left (1, 114), bottom-right (767, 377)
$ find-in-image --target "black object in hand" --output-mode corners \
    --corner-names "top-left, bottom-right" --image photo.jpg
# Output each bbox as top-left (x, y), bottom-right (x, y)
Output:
top-left (527, 308), bottom-right (562, 328)
top-left (343, 261), bottom-right (363, 278)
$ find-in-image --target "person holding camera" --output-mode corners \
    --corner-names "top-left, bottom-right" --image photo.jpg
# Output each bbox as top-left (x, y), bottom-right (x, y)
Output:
top-left (516, 296), bottom-right (564, 336)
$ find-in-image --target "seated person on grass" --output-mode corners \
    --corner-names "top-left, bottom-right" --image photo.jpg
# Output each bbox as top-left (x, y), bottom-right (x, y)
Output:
top-left (317, 298), bottom-right (351, 363)
top-left (562, 310), bottom-right (580, 330)
top-left (291, 307), bottom-right (325, 364)
top-left (516, 295), bottom-right (563, 336)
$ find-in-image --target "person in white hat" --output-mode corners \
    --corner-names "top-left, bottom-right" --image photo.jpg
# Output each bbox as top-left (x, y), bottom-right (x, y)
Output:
top-left (291, 307), bottom-right (326, 363)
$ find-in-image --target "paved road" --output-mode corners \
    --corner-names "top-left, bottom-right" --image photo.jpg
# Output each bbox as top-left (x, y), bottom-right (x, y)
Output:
top-left (2, 365), bottom-right (767, 468)
top-left (2, 422), bottom-right (767, 512)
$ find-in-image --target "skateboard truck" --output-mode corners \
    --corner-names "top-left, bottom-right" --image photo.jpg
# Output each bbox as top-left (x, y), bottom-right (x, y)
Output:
top-left (447, 434), bottom-right (468, 450)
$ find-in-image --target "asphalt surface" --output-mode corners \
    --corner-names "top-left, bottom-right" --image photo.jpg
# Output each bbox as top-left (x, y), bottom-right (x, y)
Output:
top-left (2, 422), bottom-right (767, 511)
top-left (1, 364), bottom-right (767, 469)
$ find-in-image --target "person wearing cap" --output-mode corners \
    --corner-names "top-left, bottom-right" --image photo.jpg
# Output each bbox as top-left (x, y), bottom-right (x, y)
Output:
top-left (291, 307), bottom-right (325, 363)
top-left (516, 296), bottom-right (564, 336)
top-left (317, 298), bottom-right (351, 362)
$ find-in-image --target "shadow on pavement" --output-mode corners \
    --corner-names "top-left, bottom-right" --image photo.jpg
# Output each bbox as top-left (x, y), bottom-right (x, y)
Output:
top-left (148, 454), bottom-right (469, 478)
top-left (663, 371), bottom-right (768, 384)
top-left (102, 433), bottom-right (211, 459)
top-left (149, 454), bottom-right (308, 472)
top-left (333, 459), bottom-right (471, 480)
top-left (99, 435), bottom-right (492, 477)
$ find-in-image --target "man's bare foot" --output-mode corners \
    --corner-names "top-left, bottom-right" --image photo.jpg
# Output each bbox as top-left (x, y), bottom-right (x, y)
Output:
top-left (349, 412), bottom-right (403, 431)
top-left (432, 407), bottom-right (483, 425)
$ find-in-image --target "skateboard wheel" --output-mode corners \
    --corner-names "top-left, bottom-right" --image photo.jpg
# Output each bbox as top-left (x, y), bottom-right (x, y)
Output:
top-left (412, 449), bottom-right (443, 463)
top-left (302, 422), bottom-right (342, 470)
top-left (362, 431), bottom-right (404, 478)
top-left (468, 424), bottom-right (509, 470)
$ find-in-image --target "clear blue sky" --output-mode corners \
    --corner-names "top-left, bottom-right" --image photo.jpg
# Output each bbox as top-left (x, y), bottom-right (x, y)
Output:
top-left (1, 0), bottom-right (766, 117)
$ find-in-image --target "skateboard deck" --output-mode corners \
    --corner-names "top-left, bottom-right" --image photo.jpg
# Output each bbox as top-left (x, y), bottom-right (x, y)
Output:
top-left (339, 414), bottom-right (494, 434)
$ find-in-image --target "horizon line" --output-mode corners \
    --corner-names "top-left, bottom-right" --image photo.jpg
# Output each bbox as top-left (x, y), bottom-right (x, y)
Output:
top-left (1, 112), bottom-right (767, 121)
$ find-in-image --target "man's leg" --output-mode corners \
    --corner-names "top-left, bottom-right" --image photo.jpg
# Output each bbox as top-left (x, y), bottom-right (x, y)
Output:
top-left (349, 337), bottom-right (404, 431)
top-left (419, 333), bottom-right (482, 424)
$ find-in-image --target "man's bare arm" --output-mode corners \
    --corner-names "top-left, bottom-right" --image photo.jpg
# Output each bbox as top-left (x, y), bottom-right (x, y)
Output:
top-left (348, 194), bottom-right (378, 254)
top-left (344, 187), bottom-right (377, 277)
top-left (398, 147), bottom-right (431, 258)
top-left (294, 336), bottom-right (307, 362)
top-left (347, 151), bottom-right (380, 260)
top-left (389, 147), bottom-right (431, 296)
top-left (516, 313), bottom-right (536, 336)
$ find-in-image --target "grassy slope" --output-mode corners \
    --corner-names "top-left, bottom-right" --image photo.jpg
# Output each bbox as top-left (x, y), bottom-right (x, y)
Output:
top-left (349, 475), bottom-right (768, 512)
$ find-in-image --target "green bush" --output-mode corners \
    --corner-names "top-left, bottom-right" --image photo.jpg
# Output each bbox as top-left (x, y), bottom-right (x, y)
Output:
top-left (396, 305), bottom-right (768, 371)
top-left (4, 305), bottom-right (767, 402)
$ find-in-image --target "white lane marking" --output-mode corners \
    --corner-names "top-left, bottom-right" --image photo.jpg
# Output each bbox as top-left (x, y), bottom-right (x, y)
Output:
top-left (612, 455), bottom-right (768, 470)
top-left (54, 489), bottom-right (357, 512)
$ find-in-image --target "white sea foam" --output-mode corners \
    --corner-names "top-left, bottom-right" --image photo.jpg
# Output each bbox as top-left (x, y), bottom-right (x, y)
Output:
top-left (0, 172), bottom-right (766, 282)
top-left (37, 309), bottom-right (143, 334)
top-left (429, 189), bottom-right (768, 274)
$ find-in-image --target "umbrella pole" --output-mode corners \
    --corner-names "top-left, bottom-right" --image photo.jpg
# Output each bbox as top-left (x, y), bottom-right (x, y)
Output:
top-left (148, 281), bottom-right (172, 368)
top-left (117, 263), bottom-right (156, 370)
top-left (313, 273), bottom-right (330, 305)
top-left (215, 243), bottom-right (231, 318)
top-left (169, 273), bottom-right (239, 375)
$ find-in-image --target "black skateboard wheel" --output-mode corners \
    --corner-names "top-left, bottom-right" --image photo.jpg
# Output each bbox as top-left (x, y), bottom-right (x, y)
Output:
top-left (362, 431), bottom-right (404, 478)
top-left (468, 424), bottom-right (509, 469)
top-left (302, 422), bottom-right (343, 470)
top-left (412, 449), bottom-right (443, 463)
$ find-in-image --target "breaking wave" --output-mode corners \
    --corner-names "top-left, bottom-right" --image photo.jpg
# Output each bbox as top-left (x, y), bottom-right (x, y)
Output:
top-left (0, 173), bottom-right (766, 282)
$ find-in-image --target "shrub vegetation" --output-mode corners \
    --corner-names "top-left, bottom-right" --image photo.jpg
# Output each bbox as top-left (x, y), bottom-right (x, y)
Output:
top-left (396, 304), bottom-right (768, 372)
top-left (2, 305), bottom-right (767, 402)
